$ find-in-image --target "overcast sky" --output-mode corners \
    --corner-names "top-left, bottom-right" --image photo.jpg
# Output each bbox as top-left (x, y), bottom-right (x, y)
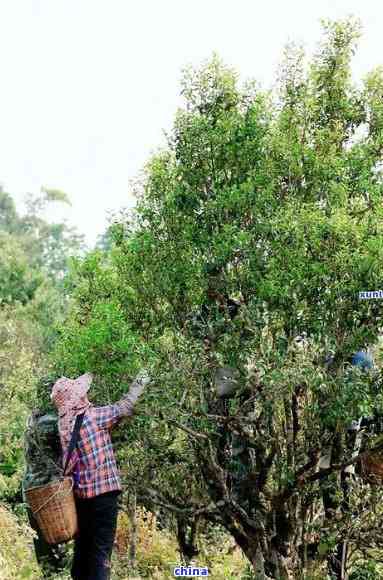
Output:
top-left (0, 1), bottom-right (381, 245)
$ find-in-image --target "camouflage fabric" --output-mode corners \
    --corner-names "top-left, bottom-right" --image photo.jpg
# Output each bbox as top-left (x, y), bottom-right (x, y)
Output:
top-left (22, 411), bottom-right (63, 492)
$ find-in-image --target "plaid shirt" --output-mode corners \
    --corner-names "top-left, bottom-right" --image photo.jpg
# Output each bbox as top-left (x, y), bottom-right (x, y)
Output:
top-left (63, 379), bottom-right (146, 498)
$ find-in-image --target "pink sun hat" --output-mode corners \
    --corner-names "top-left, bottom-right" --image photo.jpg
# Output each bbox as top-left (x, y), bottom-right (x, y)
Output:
top-left (51, 373), bottom-right (93, 412)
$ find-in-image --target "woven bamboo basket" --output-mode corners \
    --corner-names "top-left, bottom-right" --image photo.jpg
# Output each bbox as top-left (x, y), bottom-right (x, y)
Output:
top-left (25, 477), bottom-right (78, 544)
top-left (360, 452), bottom-right (383, 482)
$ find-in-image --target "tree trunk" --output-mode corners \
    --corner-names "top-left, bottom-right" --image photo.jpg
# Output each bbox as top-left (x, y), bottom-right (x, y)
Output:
top-left (240, 537), bottom-right (296, 580)
top-left (128, 492), bottom-right (137, 571)
top-left (214, 511), bottom-right (295, 580)
top-left (176, 514), bottom-right (200, 564)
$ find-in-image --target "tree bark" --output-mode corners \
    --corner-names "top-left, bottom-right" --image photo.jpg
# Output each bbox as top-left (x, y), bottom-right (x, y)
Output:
top-left (128, 492), bottom-right (137, 571)
top-left (176, 514), bottom-right (200, 564)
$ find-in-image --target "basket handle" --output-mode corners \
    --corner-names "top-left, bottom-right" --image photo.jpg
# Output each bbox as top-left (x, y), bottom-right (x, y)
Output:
top-left (32, 478), bottom-right (74, 516)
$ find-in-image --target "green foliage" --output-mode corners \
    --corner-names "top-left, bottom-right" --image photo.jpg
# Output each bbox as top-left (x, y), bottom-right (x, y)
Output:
top-left (10, 188), bottom-right (85, 280)
top-left (40, 186), bottom-right (72, 206)
top-left (0, 188), bottom-right (19, 232)
top-left (0, 505), bottom-right (41, 579)
top-left (0, 232), bottom-right (43, 305)
top-left (48, 16), bottom-right (383, 576)
top-left (0, 188), bottom-right (84, 499)
top-left (0, 304), bottom-right (44, 497)
top-left (350, 560), bottom-right (381, 580)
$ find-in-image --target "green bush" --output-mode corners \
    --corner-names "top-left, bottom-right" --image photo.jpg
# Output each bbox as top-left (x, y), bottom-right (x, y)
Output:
top-left (350, 560), bottom-right (381, 580)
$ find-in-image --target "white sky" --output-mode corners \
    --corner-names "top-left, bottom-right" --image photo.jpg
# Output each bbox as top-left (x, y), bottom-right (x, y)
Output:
top-left (0, 0), bottom-right (381, 246)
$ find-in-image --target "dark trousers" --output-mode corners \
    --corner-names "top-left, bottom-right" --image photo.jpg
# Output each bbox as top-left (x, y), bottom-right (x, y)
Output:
top-left (71, 490), bottom-right (121, 580)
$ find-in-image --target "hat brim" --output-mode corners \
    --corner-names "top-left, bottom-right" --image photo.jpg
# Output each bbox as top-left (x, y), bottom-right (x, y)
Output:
top-left (74, 373), bottom-right (93, 395)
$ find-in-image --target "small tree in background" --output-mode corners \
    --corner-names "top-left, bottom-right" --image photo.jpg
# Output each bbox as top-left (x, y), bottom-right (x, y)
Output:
top-left (0, 188), bottom-right (84, 498)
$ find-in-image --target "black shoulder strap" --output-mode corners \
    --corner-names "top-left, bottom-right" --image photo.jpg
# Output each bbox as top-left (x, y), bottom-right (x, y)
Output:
top-left (63, 412), bottom-right (85, 476)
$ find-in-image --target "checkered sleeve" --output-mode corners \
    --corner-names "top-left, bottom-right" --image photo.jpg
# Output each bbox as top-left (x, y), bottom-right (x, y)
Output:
top-left (94, 373), bottom-right (149, 430)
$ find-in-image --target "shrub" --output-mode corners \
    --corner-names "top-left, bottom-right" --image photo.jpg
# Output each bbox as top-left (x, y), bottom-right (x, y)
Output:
top-left (0, 504), bottom-right (41, 579)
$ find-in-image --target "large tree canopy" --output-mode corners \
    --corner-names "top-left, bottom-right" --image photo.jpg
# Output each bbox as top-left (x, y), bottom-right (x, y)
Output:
top-left (54, 18), bottom-right (383, 579)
